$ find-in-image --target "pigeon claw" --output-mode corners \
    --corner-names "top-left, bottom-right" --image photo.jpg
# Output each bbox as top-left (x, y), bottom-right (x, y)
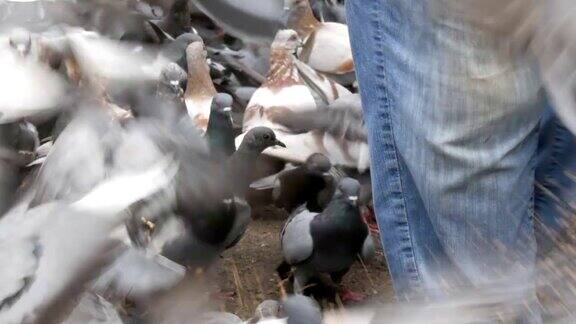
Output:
top-left (210, 290), bottom-right (236, 301)
top-left (338, 287), bottom-right (366, 303)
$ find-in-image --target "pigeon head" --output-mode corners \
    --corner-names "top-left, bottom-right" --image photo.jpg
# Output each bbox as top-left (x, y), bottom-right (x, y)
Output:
top-left (175, 33), bottom-right (204, 49)
top-left (186, 41), bottom-right (209, 67)
top-left (9, 28), bottom-right (32, 57)
top-left (239, 127), bottom-right (286, 152)
top-left (211, 93), bottom-right (233, 115)
top-left (271, 29), bottom-right (303, 54)
top-left (337, 177), bottom-right (360, 205)
top-left (304, 153), bottom-right (331, 173)
top-left (282, 0), bottom-right (317, 32)
top-left (159, 63), bottom-right (187, 97)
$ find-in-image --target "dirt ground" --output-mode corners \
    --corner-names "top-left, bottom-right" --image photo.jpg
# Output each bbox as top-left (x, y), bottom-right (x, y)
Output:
top-left (214, 206), bottom-right (394, 319)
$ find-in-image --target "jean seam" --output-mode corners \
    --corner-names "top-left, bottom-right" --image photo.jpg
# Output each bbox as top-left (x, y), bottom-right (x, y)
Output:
top-left (370, 1), bottom-right (423, 287)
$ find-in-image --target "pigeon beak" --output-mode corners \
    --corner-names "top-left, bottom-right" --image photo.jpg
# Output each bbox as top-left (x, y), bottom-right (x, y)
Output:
top-left (347, 195), bottom-right (358, 205)
top-left (16, 44), bottom-right (27, 56)
top-left (274, 139), bottom-right (286, 148)
top-left (222, 107), bottom-right (232, 113)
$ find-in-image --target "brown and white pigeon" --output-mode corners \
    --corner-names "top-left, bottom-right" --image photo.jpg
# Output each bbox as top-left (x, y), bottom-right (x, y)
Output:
top-left (283, 0), bottom-right (354, 76)
top-left (184, 41), bottom-right (217, 134)
top-left (236, 29), bottom-right (369, 171)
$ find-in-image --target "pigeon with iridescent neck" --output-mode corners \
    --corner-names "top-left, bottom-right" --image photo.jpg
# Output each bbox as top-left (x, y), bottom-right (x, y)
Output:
top-left (278, 178), bottom-right (375, 303)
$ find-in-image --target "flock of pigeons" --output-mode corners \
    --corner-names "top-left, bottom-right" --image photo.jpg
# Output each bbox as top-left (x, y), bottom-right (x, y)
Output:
top-left (0, 0), bottom-right (375, 323)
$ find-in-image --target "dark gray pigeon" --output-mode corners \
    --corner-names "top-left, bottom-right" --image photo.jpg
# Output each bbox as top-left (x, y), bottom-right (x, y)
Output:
top-left (278, 178), bottom-right (375, 302)
top-left (227, 126), bottom-right (286, 198)
top-left (150, 0), bottom-right (191, 37)
top-left (206, 93), bottom-right (235, 160)
top-left (162, 128), bottom-right (284, 267)
top-left (250, 153), bottom-right (336, 213)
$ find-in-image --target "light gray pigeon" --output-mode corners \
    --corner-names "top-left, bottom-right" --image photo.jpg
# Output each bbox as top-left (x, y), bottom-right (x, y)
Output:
top-left (0, 157), bottom-right (176, 323)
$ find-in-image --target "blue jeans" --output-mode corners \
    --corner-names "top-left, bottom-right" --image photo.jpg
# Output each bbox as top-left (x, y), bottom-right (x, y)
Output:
top-left (347, 0), bottom-right (546, 301)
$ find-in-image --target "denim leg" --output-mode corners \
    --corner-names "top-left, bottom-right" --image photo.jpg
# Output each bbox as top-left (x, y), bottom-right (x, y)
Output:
top-left (347, 0), bottom-right (543, 298)
top-left (535, 106), bottom-right (576, 255)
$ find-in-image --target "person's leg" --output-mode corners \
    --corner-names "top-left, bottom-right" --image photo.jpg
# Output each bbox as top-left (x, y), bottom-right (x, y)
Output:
top-left (535, 106), bottom-right (576, 254)
top-left (347, 0), bottom-right (543, 299)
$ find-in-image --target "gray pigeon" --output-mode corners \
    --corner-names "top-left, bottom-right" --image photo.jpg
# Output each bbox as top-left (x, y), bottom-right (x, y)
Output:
top-left (206, 93), bottom-right (235, 160)
top-left (281, 294), bottom-right (322, 324)
top-left (157, 62), bottom-right (188, 100)
top-left (0, 158), bottom-right (176, 323)
top-left (278, 178), bottom-right (375, 302)
top-left (29, 108), bottom-right (122, 207)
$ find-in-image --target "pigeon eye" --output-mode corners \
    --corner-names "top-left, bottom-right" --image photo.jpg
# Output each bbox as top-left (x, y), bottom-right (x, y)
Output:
top-left (263, 134), bottom-right (271, 140)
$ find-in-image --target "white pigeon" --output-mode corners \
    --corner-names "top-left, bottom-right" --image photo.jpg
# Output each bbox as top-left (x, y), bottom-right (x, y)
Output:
top-left (0, 40), bottom-right (68, 124)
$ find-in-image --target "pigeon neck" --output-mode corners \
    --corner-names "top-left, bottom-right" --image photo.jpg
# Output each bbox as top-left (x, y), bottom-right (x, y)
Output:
top-left (185, 55), bottom-right (216, 100)
top-left (236, 143), bottom-right (263, 157)
top-left (264, 49), bottom-right (301, 91)
top-left (288, 4), bottom-right (320, 37)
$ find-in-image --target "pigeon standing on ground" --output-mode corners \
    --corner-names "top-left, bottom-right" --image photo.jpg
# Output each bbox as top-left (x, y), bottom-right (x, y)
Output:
top-left (278, 178), bottom-right (375, 302)
top-left (282, 0), bottom-right (354, 77)
top-left (237, 29), bottom-right (369, 171)
top-left (126, 127), bottom-right (284, 269)
top-left (250, 153), bottom-right (335, 213)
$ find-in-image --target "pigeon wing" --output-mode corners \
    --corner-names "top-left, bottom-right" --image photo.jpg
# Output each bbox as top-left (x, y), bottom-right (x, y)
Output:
top-left (281, 206), bottom-right (317, 265)
top-left (250, 163), bottom-right (298, 190)
top-left (360, 233), bottom-right (376, 263)
top-left (223, 197), bottom-right (252, 249)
